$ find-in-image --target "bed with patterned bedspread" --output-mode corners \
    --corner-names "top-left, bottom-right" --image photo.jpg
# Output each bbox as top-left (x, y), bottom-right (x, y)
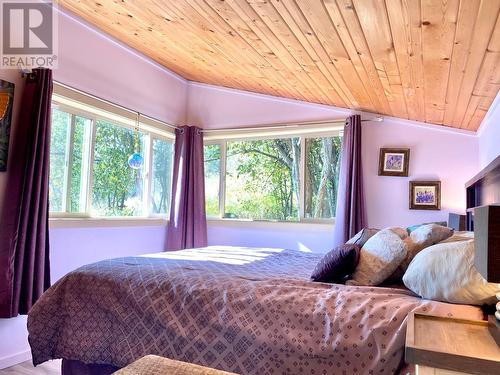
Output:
top-left (28, 246), bottom-right (483, 375)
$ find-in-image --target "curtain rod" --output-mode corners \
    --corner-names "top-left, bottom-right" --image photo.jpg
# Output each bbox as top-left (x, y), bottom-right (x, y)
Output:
top-left (201, 116), bottom-right (383, 133)
top-left (53, 80), bottom-right (180, 131)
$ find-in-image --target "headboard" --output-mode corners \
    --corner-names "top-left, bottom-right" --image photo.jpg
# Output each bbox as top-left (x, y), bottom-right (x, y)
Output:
top-left (465, 154), bottom-right (500, 230)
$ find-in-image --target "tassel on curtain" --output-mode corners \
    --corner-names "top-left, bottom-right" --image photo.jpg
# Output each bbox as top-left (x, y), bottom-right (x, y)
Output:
top-left (0, 69), bottom-right (53, 318)
top-left (332, 114), bottom-right (366, 247)
top-left (166, 125), bottom-right (208, 250)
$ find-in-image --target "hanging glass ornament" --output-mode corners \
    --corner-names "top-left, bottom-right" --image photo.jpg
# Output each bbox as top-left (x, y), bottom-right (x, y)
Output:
top-left (128, 152), bottom-right (144, 169)
top-left (128, 112), bottom-right (144, 170)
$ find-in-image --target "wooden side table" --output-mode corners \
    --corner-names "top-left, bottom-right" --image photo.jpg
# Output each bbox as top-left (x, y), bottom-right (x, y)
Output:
top-left (405, 313), bottom-right (500, 375)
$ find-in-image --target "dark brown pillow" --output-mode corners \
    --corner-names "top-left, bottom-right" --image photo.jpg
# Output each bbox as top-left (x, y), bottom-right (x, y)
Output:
top-left (311, 244), bottom-right (361, 283)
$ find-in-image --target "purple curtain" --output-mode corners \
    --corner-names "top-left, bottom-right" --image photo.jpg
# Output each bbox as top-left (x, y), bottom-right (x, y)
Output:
top-left (166, 126), bottom-right (207, 250)
top-left (0, 69), bottom-right (52, 318)
top-left (333, 114), bottom-right (366, 247)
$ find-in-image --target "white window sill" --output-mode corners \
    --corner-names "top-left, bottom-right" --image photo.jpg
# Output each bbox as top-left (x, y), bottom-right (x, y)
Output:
top-left (49, 217), bottom-right (334, 230)
top-left (49, 217), bottom-right (168, 229)
top-left (207, 218), bottom-right (334, 230)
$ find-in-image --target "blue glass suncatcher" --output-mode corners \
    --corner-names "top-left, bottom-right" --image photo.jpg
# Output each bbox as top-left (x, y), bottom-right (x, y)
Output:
top-left (128, 152), bottom-right (144, 170)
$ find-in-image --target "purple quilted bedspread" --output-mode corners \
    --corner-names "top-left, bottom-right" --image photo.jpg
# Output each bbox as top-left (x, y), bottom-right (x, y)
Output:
top-left (28, 246), bottom-right (482, 375)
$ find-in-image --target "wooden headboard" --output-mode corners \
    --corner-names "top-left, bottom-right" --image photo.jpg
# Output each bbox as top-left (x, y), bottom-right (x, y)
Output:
top-left (465, 154), bottom-right (500, 230)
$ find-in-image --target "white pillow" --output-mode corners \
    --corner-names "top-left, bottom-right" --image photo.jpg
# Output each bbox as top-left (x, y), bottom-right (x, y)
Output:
top-left (347, 228), bottom-right (408, 286)
top-left (403, 239), bottom-right (497, 305)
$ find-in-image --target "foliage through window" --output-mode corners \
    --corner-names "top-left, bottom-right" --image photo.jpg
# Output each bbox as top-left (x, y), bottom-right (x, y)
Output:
top-left (204, 134), bottom-right (342, 222)
top-left (49, 108), bottom-right (91, 213)
top-left (49, 103), bottom-right (174, 218)
top-left (204, 144), bottom-right (221, 217)
top-left (225, 138), bottom-right (300, 221)
top-left (305, 137), bottom-right (342, 219)
top-left (151, 138), bottom-right (173, 215)
top-left (92, 120), bottom-right (145, 216)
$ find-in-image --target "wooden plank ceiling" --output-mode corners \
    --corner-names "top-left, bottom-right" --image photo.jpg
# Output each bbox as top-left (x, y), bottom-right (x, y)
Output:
top-left (57, 0), bottom-right (500, 131)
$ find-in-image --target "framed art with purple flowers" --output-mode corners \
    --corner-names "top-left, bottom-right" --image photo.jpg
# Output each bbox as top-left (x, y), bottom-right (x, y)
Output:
top-left (378, 148), bottom-right (410, 177)
top-left (409, 181), bottom-right (441, 210)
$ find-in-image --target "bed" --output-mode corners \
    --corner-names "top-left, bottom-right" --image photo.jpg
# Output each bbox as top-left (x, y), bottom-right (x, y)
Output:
top-left (27, 245), bottom-right (484, 375)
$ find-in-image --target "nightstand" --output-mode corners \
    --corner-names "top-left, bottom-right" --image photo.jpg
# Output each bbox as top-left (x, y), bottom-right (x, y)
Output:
top-left (405, 313), bottom-right (500, 375)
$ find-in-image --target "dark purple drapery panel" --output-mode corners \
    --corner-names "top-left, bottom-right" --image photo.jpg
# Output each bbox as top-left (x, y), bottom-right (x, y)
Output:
top-left (165, 125), bottom-right (207, 250)
top-left (333, 114), bottom-right (366, 247)
top-left (0, 69), bottom-right (52, 318)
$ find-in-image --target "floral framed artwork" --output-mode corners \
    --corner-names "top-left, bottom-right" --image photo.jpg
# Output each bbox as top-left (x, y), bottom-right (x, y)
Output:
top-left (0, 80), bottom-right (15, 172)
top-left (378, 148), bottom-right (410, 177)
top-left (409, 181), bottom-right (441, 210)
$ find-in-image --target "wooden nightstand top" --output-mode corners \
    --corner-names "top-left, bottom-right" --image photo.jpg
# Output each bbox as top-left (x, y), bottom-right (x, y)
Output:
top-left (405, 313), bottom-right (500, 375)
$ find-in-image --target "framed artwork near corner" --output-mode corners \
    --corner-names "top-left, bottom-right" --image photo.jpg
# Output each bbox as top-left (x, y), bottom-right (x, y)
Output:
top-left (378, 148), bottom-right (410, 177)
top-left (0, 79), bottom-right (15, 172)
top-left (409, 181), bottom-right (441, 210)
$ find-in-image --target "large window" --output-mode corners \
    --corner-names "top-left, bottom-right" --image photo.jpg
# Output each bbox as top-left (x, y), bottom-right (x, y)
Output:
top-left (49, 86), bottom-right (174, 218)
top-left (204, 133), bottom-right (342, 222)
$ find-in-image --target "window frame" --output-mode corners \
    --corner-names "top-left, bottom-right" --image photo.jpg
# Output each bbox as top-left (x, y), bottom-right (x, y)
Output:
top-left (204, 128), bottom-right (343, 224)
top-left (49, 84), bottom-right (175, 221)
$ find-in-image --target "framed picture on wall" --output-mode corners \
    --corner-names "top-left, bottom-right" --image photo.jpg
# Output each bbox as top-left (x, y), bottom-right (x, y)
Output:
top-left (378, 148), bottom-right (410, 177)
top-left (409, 181), bottom-right (441, 210)
top-left (0, 79), bottom-right (15, 172)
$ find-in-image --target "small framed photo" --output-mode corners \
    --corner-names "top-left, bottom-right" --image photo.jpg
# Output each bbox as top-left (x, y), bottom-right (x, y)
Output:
top-left (409, 181), bottom-right (441, 210)
top-left (378, 148), bottom-right (410, 177)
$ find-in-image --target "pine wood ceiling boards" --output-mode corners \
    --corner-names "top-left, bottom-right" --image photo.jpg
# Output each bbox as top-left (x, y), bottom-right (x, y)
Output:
top-left (57, 0), bottom-right (500, 131)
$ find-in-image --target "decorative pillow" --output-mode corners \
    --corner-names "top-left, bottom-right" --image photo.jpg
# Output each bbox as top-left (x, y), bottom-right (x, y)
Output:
top-left (406, 221), bottom-right (448, 234)
top-left (403, 239), bottom-right (497, 305)
top-left (403, 224), bottom-right (453, 269)
top-left (311, 244), bottom-right (360, 283)
top-left (346, 228), bottom-right (379, 247)
top-left (346, 228), bottom-right (408, 286)
top-left (388, 224), bottom-right (453, 281)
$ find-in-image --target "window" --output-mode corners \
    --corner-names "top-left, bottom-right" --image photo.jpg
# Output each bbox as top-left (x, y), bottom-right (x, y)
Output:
top-left (49, 108), bottom-right (92, 213)
top-left (204, 132), bottom-right (342, 222)
top-left (91, 119), bottom-right (145, 216)
top-left (204, 144), bottom-right (221, 217)
top-left (150, 138), bottom-right (173, 215)
top-left (225, 138), bottom-right (300, 221)
top-left (49, 84), bottom-right (174, 218)
top-left (304, 137), bottom-right (342, 219)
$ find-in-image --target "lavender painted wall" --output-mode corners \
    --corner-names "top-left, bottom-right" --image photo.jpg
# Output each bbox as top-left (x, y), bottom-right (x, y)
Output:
top-left (362, 118), bottom-right (478, 228)
top-left (478, 92), bottom-right (500, 168)
top-left (55, 9), bottom-right (188, 126)
top-left (49, 225), bottom-right (167, 281)
top-left (190, 83), bottom-right (480, 251)
top-left (187, 82), bottom-right (349, 128)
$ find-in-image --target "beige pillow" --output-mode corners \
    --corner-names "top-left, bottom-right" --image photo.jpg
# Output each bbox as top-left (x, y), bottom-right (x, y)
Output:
top-left (389, 224), bottom-right (454, 281)
top-left (403, 239), bottom-right (497, 305)
top-left (439, 231), bottom-right (474, 244)
top-left (400, 224), bottom-right (454, 270)
top-left (346, 228), bottom-right (379, 247)
top-left (347, 228), bottom-right (408, 286)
